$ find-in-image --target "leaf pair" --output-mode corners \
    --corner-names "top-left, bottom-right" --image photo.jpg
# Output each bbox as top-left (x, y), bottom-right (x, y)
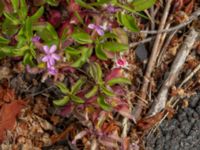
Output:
top-left (53, 78), bottom-right (86, 106)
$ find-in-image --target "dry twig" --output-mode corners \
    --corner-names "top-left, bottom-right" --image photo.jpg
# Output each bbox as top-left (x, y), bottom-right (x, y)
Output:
top-left (140, 9), bottom-right (200, 34)
top-left (134, 0), bottom-right (173, 121)
top-left (179, 63), bottom-right (200, 87)
top-left (129, 37), bottom-right (155, 48)
top-left (148, 29), bottom-right (198, 116)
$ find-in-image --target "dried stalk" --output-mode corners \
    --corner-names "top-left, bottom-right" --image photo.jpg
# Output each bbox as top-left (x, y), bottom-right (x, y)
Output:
top-left (129, 36), bottom-right (155, 48)
top-left (134, 0), bottom-right (173, 121)
top-left (179, 64), bottom-right (200, 87)
top-left (148, 29), bottom-right (198, 116)
top-left (140, 9), bottom-right (200, 34)
top-left (157, 29), bottom-right (178, 66)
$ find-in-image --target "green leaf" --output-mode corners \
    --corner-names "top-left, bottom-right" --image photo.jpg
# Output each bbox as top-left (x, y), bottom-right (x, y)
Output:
top-left (103, 42), bottom-right (128, 52)
top-left (3, 12), bottom-right (19, 25)
top-left (75, 0), bottom-right (95, 10)
top-left (98, 32), bottom-right (117, 40)
top-left (71, 95), bottom-right (85, 104)
top-left (30, 47), bottom-right (36, 58)
top-left (0, 47), bottom-right (14, 58)
top-left (19, 0), bottom-right (28, 19)
top-left (95, 44), bottom-right (107, 60)
top-left (88, 63), bottom-right (103, 83)
top-left (90, 0), bottom-right (111, 6)
top-left (2, 18), bottom-right (19, 36)
top-left (72, 32), bottom-right (93, 44)
top-left (72, 47), bottom-right (92, 68)
top-left (97, 96), bottom-right (112, 111)
top-left (46, 0), bottom-right (59, 6)
top-left (11, 0), bottom-right (19, 12)
top-left (107, 78), bottom-right (131, 86)
top-left (34, 23), bottom-right (59, 44)
top-left (131, 0), bottom-right (157, 11)
top-left (85, 86), bottom-right (98, 99)
top-left (53, 96), bottom-right (70, 106)
top-left (0, 37), bottom-right (10, 44)
top-left (95, 63), bottom-right (103, 83)
top-left (100, 86), bottom-right (115, 97)
top-left (114, 2), bottom-right (147, 18)
top-left (56, 82), bottom-right (69, 94)
top-left (25, 17), bottom-right (33, 40)
top-left (65, 47), bottom-right (81, 55)
top-left (0, 1), bottom-right (4, 16)
top-left (12, 46), bottom-right (28, 56)
top-left (30, 6), bottom-right (44, 21)
top-left (119, 13), bottom-right (139, 32)
top-left (71, 78), bottom-right (86, 94)
top-left (74, 11), bottom-right (84, 24)
top-left (23, 52), bottom-right (34, 66)
top-left (46, 23), bottom-right (59, 40)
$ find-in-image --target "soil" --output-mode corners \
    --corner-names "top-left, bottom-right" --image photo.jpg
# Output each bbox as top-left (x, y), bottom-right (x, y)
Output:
top-left (146, 92), bottom-right (200, 150)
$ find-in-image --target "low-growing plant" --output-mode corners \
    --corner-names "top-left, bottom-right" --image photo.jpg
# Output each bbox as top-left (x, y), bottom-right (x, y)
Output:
top-left (0, 0), bottom-right (156, 148)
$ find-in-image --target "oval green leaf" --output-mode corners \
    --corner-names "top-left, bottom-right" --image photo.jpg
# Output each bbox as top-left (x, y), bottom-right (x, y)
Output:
top-left (71, 77), bottom-right (86, 94)
top-left (95, 44), bottom-right (107, 60)
top-left (72, 32), bottom-right (92, 44)
top-left (97, 96), bottom-right (112, 111)
top-left (107, 77), bottom-right (131, 86)
top-left (71, 95), bottom-right (85, 104)
top-left (53, 96), bottom-right (70, 106)
top-left (85, 85), bottom-right (98, 99)
top-left (131, 0), bottom-right (157, 11)
top-left (56, 82), bottom-right (69, 94)
top-left (119, 13), bottom-right (139, 32)
top-left (101, 86), bottom-right (115, 97)
top-left (103, 42), bottom-right (128, 52)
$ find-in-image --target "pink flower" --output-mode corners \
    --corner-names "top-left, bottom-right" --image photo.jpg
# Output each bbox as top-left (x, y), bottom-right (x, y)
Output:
top-left (106, 5), bottom-right (120, 13)
top-left (32, 36), bottom-right (40, 42)
top-left (115, 57), bottom-right (129, 69)
top-left (41, 45), bottom-right (60, 75)
top-left (88, 24), bottom-right (107, 36)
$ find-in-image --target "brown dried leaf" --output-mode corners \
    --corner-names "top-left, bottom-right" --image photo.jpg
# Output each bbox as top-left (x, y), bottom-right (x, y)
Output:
top-left (51, 124), bottom-right (74, 144)
top-left (0, 86), bottom-right (15, 103)
top-left (165, 106), bottom-right (176, 119)
top-left (184, 0), bottom-right (194, 14)
top-left (137, 112), bottom-right (164, 130)
top-left (171, 86), bottom-right (185, 97)
top-left (0, 100), bottom-right (26, 143)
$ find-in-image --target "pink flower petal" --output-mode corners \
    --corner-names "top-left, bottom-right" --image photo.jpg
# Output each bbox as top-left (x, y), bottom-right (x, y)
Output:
top-left (115, 57), bottom-right (129, 69)
top-left (96, 28), bottom-right (104, 36)
top-left (88, 24), bottom-right (96, 29)
top-left (43, 46), bottom-right (49, 54)
top-left (49, 58), bottom-right (55, 66)
top-left (49, 45), bottom-right (57, 53)
top-left (52, 54), bottom-right (60, 60)
top-left (48, 66), bottom-right (57, 75)
top-left (47, 61), bottom-right (53, 68)
top-left (41, 56), bottom-right (49, 62)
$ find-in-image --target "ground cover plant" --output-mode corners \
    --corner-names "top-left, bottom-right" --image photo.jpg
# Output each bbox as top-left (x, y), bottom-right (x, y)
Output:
top-left (0, 0), bottom-right (200, 149)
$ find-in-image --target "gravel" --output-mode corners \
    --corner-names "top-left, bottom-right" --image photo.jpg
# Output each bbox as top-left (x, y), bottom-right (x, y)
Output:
top-left (146, 93), bottom-right (200, 150)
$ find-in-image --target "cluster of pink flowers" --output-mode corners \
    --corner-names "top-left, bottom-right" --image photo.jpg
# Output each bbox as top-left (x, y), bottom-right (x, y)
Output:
top-left (41, 45), bottom-right (60, 75)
